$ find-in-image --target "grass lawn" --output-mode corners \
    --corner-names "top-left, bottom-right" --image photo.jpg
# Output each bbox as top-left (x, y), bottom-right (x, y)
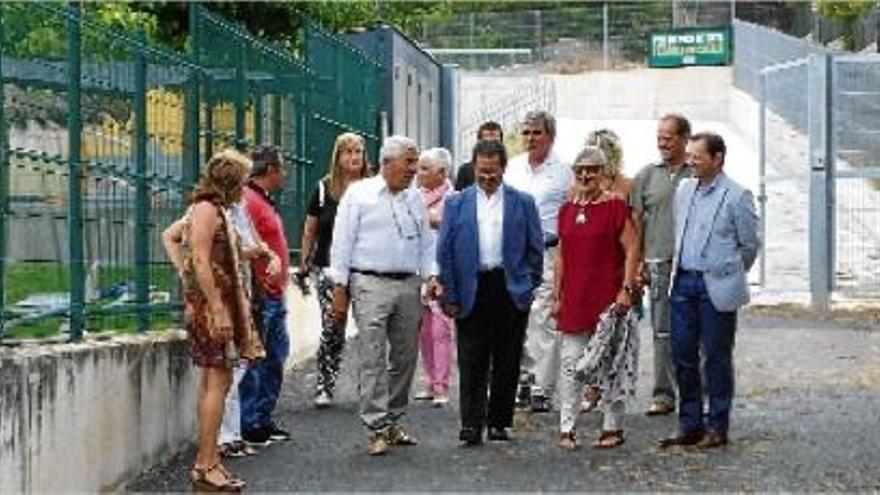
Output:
top-left (2, 262), bottom-right (180, 340)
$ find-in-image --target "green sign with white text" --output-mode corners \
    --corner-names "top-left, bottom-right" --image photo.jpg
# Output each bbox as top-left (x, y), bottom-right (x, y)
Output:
top-left (649, 27), bottom-right (731, 68)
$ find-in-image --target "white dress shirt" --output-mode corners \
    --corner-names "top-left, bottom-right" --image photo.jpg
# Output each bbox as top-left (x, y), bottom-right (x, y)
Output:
top-left (329, 175), bottom-right (437, 285)
top-left (504, 150), bottom-right (573, 239)
top-left (476, 185), bottom-right (504, 269)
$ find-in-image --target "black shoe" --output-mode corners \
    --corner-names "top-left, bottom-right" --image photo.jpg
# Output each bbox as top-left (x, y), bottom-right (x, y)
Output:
top-left (268, 425), bottom-right (291, 442)
top-left (530, 395), bottom-right (551, 413)
top-left (487, 427), bottom-right (510, 441)
top-left (515, 385), bottom-right (532, 408)
top-left (459, 427), bottom-right (482, 446)
top-left (658, 430), bottom-right (705, 448)
top-left (242, 426), bottom-right (272, 446)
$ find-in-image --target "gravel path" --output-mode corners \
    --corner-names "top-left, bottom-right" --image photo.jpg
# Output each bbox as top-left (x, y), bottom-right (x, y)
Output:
top-left (128, 312), bottom-right (880, 492)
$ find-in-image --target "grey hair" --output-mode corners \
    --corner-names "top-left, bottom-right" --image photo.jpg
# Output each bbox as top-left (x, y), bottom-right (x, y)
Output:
top-left (573, 145), bottom-right (607, 168)
top-left (522, 110), bottom-right (556, 139)
top-left (379, 135), bottom-right (418, 166)
top-left (418, 147), bottom-right (453, 177)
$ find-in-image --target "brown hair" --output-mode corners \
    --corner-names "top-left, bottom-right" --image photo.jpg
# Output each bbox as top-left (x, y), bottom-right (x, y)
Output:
top-left (326, 132), bottom-right (370, 199)
top-left (190, 148), bottom-right (251, 207)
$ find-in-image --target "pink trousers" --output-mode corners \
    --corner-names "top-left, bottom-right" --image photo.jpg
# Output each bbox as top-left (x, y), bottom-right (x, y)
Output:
top-left (419, 303), bottom-right (454, 394)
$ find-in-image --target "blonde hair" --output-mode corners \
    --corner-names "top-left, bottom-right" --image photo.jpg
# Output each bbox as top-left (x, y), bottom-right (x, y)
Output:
top-left (326, 132), bottom-right (369, 198)
top-left (585, 129), bottom-right (622, 177)
top-left (191, 148), bottom-right (251, 207)
top-left (573, 145), bottom-right (607, 169)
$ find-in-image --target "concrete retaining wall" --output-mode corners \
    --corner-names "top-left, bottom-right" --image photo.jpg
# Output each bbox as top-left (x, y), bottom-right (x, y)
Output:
top-left (0, 332), bottom-right (197, 492)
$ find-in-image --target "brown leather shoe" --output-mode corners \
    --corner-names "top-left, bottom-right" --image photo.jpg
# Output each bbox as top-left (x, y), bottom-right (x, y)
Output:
top-left (696, 432), bottom-right (728, 449)
top-left (658, 430), bottom-right (705, 448)
top-left (385, 424), bottom-right (419, 446)
top-left (645, 400), bottom-right (675, 416)
top-left (368, 431), bottom-right (389, 456)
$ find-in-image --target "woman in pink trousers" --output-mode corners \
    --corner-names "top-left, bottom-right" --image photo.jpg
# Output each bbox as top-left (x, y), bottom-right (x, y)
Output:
top-left (415, 147), bottom-right (456, 406)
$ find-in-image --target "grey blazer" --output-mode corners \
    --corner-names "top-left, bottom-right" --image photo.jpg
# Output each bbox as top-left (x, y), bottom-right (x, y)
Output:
top-left (671, 172), bottom-right (761, 312)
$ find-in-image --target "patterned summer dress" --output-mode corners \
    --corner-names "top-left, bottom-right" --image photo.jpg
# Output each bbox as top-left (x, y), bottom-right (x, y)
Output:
top-left (180, 199), bottom-right (265, 367)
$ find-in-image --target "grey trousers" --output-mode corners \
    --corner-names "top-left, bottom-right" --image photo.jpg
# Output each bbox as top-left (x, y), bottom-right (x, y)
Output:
top-left (349, 273), bottom-right (422, 431)
top-left (521, 246), bottom-right (561, 400)
top-left (648, 261), bottom-right (677, 404)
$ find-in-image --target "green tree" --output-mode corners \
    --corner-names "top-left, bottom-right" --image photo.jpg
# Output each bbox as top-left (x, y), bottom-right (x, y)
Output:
top-left (818, 0), bottom-right (874, 50)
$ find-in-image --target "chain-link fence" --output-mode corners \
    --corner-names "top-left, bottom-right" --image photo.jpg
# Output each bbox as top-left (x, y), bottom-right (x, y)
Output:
top-left (736, 2), bottom-right (878, 53)
top-left (737, 18), bottom-right (880, 303)
top-left (0, 3), bottom-right (384, 341)
top-left (421, 1), bottom-right (732, 70)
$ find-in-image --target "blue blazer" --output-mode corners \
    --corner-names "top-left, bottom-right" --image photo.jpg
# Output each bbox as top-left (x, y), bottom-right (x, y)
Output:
top-left (437, 185), bottom-right (544, 319)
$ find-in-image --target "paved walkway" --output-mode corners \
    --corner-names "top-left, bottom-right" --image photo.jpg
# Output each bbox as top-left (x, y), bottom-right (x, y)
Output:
top-left (128, 311), bottom-right (880, 491)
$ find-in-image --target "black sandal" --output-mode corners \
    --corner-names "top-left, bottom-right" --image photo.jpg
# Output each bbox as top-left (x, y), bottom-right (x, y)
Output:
top-left (594, 430), bottom-right (625, 449)
top-left (190, 462), bottom-right (245, 492)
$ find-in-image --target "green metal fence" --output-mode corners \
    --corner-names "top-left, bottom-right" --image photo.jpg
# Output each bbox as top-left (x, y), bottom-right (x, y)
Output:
top-left (0, 2), bottom-right (385, 342)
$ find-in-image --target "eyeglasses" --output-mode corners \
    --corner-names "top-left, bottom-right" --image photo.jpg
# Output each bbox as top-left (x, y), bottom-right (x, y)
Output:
top-left (521, 129), bottom-right (544, 137)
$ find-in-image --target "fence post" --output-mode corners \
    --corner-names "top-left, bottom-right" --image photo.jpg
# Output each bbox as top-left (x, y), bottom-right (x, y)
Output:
top-left (808, 53), bottom-right (831, 310)
top-left (253, 89), bottom-right (263, 145)
top-left (603, 1), bottom-right (609, 70)
top-left (0, 4), bottom-right (7, 338)
top-left (185, 2), bottom-right (201, 186)
top-left (67, 2), bottom-right (85, 341)
top-left (823, 53), bottom-right (836, 301)
top-left (133, 38), bottom-right (150, 332)
top-left (235, 31), bottom-right (247, 150)
top-left (758, 70), bottom-right (767, 287)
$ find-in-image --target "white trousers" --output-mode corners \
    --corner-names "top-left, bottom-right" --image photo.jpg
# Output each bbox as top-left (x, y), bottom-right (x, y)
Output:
top-left (218, 366), bottom-right (247, 445)
top-left (558, 333), bottom-right (625, 433)
top-left (522, 246), bottom-right (561, 399)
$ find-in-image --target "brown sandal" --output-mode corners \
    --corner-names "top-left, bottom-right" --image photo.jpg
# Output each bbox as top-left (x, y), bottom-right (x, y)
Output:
top-left (594, 430), bottom-right (625, 449)
top-left (190, 462), bottom-right (246, 492)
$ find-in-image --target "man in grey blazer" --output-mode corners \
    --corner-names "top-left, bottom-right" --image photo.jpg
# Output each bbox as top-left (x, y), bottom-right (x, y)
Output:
top-left (660, 132), bottom-right (761, 450)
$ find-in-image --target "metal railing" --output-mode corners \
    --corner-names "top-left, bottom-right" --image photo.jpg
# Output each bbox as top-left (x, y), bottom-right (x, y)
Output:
top-left (0, 2), bottom-right (384, 341)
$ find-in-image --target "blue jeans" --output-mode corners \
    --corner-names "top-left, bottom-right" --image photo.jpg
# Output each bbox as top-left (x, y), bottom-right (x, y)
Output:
top-left (240, 295), bottom-right (289, 431)
top-left (670, 271), bottom-right (737, 436)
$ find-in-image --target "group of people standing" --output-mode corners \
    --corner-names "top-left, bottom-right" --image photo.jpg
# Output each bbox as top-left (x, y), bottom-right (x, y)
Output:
top-left (164, 107), bottom-right (760, 490)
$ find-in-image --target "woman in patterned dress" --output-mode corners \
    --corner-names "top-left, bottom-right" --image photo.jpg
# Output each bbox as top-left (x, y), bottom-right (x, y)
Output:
top-left (163, 149), bottom-right (264, 491)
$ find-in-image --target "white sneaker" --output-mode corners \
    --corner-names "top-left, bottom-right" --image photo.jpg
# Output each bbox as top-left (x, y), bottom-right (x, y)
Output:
top-left (432, 394), bottom-right (449, 407)
top-left (315, 391), bottom-right (332, 408)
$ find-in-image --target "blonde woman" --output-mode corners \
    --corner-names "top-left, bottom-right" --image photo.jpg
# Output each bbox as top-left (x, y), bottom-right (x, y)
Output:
top-left (585, 128), bottom-right (631, 199)
top-left (299, 132), bottom-right (371, 407)
top-left (554, 146), bottom-right (640, 450)
top-left (163, 149), bottom-right (265, 491)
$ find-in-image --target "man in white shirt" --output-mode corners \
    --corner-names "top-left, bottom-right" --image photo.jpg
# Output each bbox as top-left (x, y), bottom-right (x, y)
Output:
top-left (504, 110), bottom-right (574, 413)
top-left (329, 135), bottom-right (441, 456)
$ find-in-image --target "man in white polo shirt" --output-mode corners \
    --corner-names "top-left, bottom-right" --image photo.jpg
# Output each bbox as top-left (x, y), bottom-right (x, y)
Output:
top-left (504, 110), bottom-right (573, 412)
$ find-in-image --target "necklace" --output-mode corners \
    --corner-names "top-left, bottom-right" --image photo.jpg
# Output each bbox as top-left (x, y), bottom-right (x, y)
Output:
top-left (575, 193), bottom-right (603, 225)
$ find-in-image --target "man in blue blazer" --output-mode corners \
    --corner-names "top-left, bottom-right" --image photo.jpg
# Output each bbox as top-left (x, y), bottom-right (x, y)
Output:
top-left (660, 132), bottom-right (761, 450)
top-left (437, 139), bottom-right (544, 446)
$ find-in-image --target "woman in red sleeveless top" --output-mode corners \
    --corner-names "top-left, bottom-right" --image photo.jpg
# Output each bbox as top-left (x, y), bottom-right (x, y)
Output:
top-left (554, 145), bottom-right (640, 450)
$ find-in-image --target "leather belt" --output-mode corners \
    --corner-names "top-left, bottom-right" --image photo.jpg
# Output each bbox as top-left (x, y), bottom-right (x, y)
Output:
top-left (677, 269), bottom-right (704, 276)
top-left (351, 269), bottom-right (414, 280)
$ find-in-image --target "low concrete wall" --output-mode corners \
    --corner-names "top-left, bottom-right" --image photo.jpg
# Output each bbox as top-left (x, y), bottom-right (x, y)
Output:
top-left (0, 283), bottom-right (325, 492)
top-left (0, 332), bottom-right (196, 492)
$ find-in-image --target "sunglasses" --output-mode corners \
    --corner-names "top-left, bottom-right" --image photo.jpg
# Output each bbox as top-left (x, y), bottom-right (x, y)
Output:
top-left (521, 129), bottom-right (544, 137)
top-left (573, 166), bottom-right (602, 176)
